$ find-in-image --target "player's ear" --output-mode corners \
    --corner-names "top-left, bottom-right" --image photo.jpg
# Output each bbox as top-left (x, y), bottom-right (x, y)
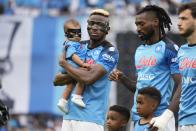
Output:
top-left (153, 18), bottom-right (159, 27)
top-left (106, 26), bottom-right (110, 34)
top-left (151, 101), bottom-right (158, 111)
top-left (121, 119), bottom-right (128, 126)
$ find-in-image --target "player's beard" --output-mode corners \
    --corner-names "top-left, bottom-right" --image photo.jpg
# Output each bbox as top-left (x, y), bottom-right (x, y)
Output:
top-left (139, 29), bottom-right (154, 42)
top-left (180, 27), bottom-right (195, 38)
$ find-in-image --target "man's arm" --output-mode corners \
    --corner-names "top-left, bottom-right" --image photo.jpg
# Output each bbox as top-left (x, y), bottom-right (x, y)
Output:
top-left (108, 69), bottom-right (137, 93)
top-left (59, 54), bottom-right (107, 85)
top-left (168, 73), bottom-right (181, 112)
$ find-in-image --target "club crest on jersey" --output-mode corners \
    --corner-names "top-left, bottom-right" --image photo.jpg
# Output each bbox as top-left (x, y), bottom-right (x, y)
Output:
top-left (102, 53), bottom-right (115, 62)
top-left (179, 57), bottom-right (196, 70)
top-left (155, 45), bottom-right (162, 52)
top-left (93, 50), bottom-right (101, 56)
top-left (136, 56), bottom-right (157, 69)
top-left (178, 50), bottom-right (184, 56)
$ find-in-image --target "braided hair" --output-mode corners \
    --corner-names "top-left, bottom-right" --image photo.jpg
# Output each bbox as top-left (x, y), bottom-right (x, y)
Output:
top-left (136, 5), bottom-right (172, 37)
top-left (0, 100), bottom-right (9, 126)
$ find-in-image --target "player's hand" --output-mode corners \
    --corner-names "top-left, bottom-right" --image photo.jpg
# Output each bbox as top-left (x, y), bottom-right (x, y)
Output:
top-left (149, 109), bottom-right (174, 131)
top-left (82, 63), bottom-right (91, 70)
top-left (108, 69), bottom-right (123, 81)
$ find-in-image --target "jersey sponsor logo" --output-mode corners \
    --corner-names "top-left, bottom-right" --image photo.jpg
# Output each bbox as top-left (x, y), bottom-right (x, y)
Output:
top-left (179, 57), bottom-right (196, 70)
top-left (136, 56), bottom-right (157, 69)
top-left (102, 53), bottom-right (115, 63)
top-left (138, 74), bottom-right (155, 80)
top-left (182, 76), bottom-right (196, 84)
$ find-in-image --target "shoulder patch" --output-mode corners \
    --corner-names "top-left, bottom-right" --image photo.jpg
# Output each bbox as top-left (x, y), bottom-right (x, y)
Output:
top-left (108, 47), bottom-right (115, 52)
top-left (173, 44), bottom-right (179, 51)
top-left (102, 53), bottom-right (115, 62)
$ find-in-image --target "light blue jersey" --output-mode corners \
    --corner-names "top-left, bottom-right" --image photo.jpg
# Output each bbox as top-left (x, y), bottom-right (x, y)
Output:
top-left (60, 41), bottom-right (87, 73)
top-left (132, 37), bottom-right (180, 121)
top-left (134, 120), bottom-right (150, 131)
top-left (178, 44), bottom-right (196, 126)
top-left (65, 41), bottom-right (87, 67)
top-left (64, 40), bottom-right (119, 125)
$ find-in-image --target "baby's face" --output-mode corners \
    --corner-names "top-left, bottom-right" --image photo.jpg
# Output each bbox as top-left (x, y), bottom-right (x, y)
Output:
top-left (65, 24), bottom-right (81, 42)
top-left (66, 29), bottom-right (81, 42)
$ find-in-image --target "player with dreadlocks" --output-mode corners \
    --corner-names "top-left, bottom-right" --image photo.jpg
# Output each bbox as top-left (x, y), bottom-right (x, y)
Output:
top-left (109, 5), bottom-right (181, 131)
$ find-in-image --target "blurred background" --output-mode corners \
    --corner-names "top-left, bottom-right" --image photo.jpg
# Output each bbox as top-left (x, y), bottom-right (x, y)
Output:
top-left (0, 0), bottom-right (192, 130)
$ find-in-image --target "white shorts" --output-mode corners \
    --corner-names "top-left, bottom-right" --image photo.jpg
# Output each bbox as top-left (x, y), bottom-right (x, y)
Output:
top-left (129, 116), bottom-right (176, 131)
top-left (61, 120), bottom-right (104, 131)
top-left (178, 125), bottom-right (196, 131)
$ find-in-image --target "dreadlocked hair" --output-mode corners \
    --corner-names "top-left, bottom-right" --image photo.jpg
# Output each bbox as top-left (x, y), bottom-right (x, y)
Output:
top-left (136, 5), bottom-right (172, 36)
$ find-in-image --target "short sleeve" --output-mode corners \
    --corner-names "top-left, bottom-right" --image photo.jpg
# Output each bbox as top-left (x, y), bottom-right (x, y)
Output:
top-left (165, 44), bottom-right (180, 74)
top-left (97, 47), bottom-right (119, 73)
top-left (65, 41), bottom-right (80, 59)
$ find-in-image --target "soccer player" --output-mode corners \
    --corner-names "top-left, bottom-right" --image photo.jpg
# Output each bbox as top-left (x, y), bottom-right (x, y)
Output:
top-left (134, 87), bottom-right (161, 131)
top-left (109, 5), bottom-right (181, 131)
top-left (56, 9), bottom-right (119, 131)
top-left (106, 105), bottom-right (130, 131)
top-left (150, 2), bottom-right (196, 131)
top-left (54, 19), bottom-right (90, 113)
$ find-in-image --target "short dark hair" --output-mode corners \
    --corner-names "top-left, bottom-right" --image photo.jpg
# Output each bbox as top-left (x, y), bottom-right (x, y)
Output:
top-left (178, 2), bottom-right (196, 18)
top-left (136, 5), bottom-right (172, 37)
top-left (109, 105), bottom-right (130, 122)
top-left (138, 87), bottom-right (161, 105)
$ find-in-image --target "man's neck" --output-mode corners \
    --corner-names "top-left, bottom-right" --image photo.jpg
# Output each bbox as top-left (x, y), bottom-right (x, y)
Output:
top-left (88, 39), bottom-right (105, 49)
top-left (140, 114), bottom-right (153, 124)
top-left (145, 32), bottom-right (163, 45)
top-left (108, 128), bottom-right (123, 131)
top-left (187, 31), bottom-right (196, 45)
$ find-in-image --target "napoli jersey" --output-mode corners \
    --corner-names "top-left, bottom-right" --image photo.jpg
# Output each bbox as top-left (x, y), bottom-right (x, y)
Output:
top-left (132, 37), bottom-right (180, 121)
top-left (64, 40), bottom-right (119, 125)
top-left (134, 120), bottom-right (150, 131)
top-left (60, 41), bottom-right (87, 73)
top-left (65, 41), bottom-right (87, 67)
top-left (178, 44), bottom-right (196, 126)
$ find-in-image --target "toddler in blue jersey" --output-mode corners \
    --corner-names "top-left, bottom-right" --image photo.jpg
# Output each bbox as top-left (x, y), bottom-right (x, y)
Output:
top-left (55, 19), bottom-right (90, 113)
top-left (106, 105), bottom-right (130, 131)
top-left (134, 87), bottom-right (161, 131)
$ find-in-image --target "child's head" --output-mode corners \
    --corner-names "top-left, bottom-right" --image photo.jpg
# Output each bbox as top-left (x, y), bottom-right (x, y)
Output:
top-left (106, 105), bottom-right (130, 131)
top-left (64, 19), bottom-right (81, 42)
top-left (136, 87), bottom-right (161, 118)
